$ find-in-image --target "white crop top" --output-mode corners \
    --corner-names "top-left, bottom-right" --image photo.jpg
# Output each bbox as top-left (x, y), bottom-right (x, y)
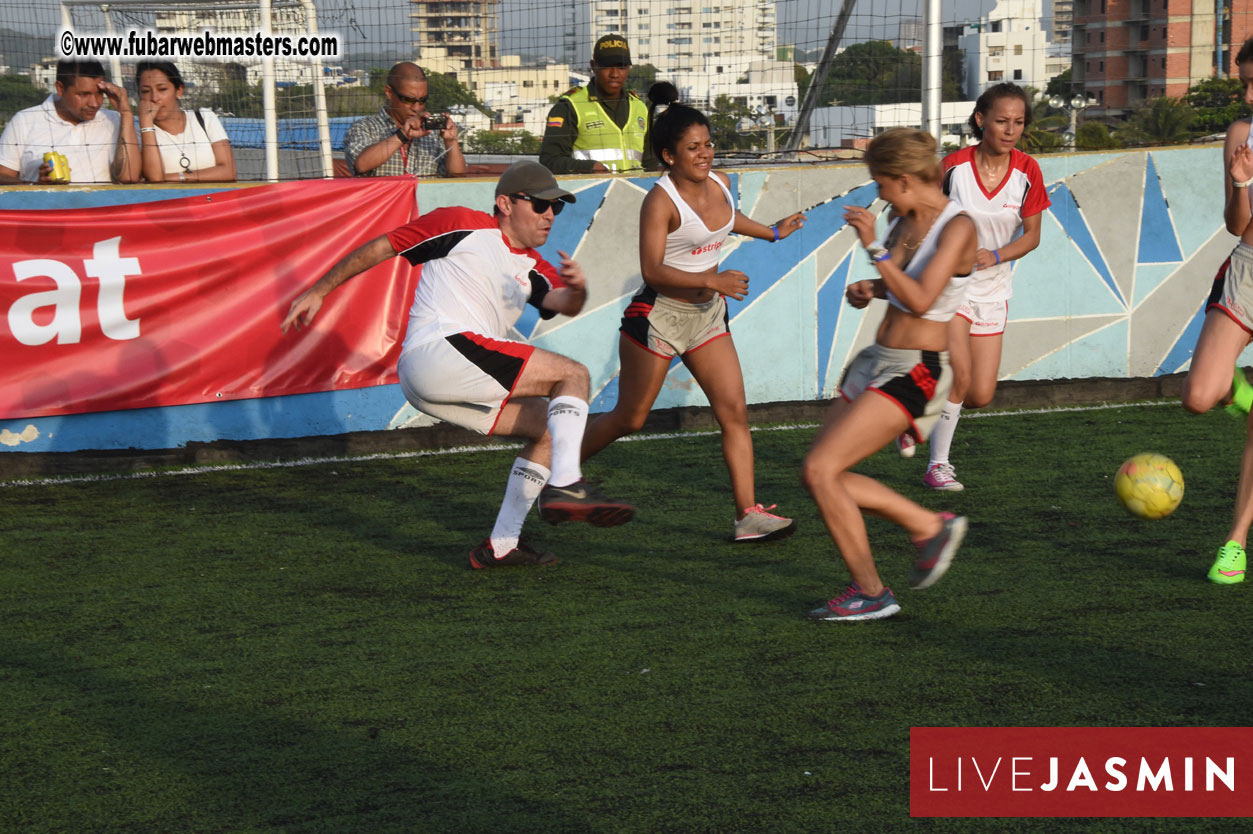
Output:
top-left (884, 199), bottom-right (971, 323)
top-left (1245, 121), bottom-right (1253, 210)
top-left (654, 171), bottom-right (736, 271)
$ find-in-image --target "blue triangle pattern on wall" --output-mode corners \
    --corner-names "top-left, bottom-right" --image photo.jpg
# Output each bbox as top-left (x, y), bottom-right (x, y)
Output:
top-left (816, 250), bottom-right (853, 390)
top-left (722, 182), bottom-right (877, 320)
top-left (1137, 154), bottom-right (1184, 264)
top-left (1047, 182), bottom-right (1124, 306)
top-left (1155, 298), bottom-right (1208, 375)
top-left (536, 179), bottom-right (611, 267)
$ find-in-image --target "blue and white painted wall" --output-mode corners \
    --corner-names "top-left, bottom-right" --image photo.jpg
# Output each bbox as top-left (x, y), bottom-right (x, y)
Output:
top-left (1, 146), bottom-right (1244, 453)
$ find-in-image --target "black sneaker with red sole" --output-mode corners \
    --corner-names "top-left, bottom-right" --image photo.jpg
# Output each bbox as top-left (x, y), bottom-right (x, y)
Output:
top-left (537, 479), bottom-right (635, 527)
top-left (468, 537), bottom-right (558, 569)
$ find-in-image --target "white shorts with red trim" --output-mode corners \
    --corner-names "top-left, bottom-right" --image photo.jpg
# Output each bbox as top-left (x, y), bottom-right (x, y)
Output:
top-left (839, 344), bottom-right (953, 441)
top-left (955, 298), bottom-right (1009, 336)
top-left (396, 332), bottom-right (534, 435)
top-left (1207, 242), bottom-right (1253, 335)
top-left (620, 288), bottom-right (730, 358)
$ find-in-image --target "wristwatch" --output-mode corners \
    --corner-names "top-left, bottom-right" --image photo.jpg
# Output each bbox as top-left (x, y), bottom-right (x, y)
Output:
top-left (867, 246), bottom-right (891, 264)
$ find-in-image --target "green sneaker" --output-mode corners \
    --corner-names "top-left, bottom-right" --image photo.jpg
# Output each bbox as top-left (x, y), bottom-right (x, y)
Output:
top-left (1209, 540), bottom-right (1247, 584)
top-left (1225, 366), bottom-right (1253, 418)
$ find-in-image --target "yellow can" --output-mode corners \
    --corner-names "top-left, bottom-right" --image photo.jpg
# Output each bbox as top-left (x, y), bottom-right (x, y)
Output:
top-left (42, 151), bottom-right (70, 182)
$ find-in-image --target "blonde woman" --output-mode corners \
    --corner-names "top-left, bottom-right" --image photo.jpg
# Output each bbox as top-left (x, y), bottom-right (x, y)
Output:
top-left (803, 128), bottom-right (976, 622)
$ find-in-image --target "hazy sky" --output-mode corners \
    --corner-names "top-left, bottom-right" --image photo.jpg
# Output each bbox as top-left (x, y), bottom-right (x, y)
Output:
top-left (22, 0), bottom-right (1004, 64)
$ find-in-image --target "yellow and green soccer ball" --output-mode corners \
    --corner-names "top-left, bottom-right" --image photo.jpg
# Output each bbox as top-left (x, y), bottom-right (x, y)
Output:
top-left (1115, 453), bottom-right (1184, 520)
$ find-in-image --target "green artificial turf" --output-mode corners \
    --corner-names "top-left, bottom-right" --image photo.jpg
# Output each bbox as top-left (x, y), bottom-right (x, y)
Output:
top-left (2, 401), bottom-right (1251, 833)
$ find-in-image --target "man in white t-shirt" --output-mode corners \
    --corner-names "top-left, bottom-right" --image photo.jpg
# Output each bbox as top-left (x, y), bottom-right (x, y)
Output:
top-left (0, 60), bottom-right (140, 185)
top-left (280, 161), bottom-right (635, 569)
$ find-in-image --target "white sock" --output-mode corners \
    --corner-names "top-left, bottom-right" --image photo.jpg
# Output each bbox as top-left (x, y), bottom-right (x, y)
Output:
top-left (546, 395), bottom-right (588, 487)
top-left (928, 400), bottom-right (963, 467)
top-left (490, 457), bottom-right (550, 555)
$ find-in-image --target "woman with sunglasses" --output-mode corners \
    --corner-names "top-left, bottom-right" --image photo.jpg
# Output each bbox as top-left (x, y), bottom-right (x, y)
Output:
top-left (136, 61), bottom-right (236, 182)
top-left (578, 102), bottom-right (807, 543)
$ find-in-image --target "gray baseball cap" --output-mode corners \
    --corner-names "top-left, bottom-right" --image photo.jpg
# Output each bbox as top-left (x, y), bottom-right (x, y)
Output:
top-left (494, 160), bottom-right (576, 203)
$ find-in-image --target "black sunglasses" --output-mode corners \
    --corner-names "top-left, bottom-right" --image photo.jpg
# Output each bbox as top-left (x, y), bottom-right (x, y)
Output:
top-left (393, 91), bottom-right (429, 106)
top-left (512, 193), bottom-right (565, 216)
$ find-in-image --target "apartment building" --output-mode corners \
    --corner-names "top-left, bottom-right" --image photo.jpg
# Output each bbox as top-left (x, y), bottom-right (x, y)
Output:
top-left (1072, 0), bottom-right (1250, 116)
top-left (411, 0), bottom-right (500, 70)
top-left (568, 0), bottom-right (776, 75)
top-left (959, 0), bottom-right (1050, 98)
top-left (1052, 0), bottom-right (1075, 44)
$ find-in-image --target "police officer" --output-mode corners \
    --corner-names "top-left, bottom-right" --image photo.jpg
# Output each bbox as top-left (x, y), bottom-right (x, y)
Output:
top-left (539, 34), bottom-right (658, 174)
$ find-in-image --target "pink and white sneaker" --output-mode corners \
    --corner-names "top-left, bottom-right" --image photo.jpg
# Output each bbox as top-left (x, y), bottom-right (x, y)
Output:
top-left (895, 433), bottom-right (917, 458)
top-left (923, 462), bottom-right (964, 492)
top-left (733, 504), bottom-right (798, 542)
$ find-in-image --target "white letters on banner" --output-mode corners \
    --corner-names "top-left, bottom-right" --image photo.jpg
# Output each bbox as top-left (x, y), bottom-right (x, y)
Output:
top-left (8, 237), bottom-right (141, 346)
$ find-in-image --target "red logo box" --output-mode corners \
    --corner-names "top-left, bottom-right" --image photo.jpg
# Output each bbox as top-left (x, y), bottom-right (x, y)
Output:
top-left (911, 727), bottom-right (1253, 817)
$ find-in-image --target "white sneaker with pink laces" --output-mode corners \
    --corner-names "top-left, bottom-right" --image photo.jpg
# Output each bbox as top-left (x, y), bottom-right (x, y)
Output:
top-left (733, 504), bottom-right (798, 542)
top-left (923, 462), bottom-right (964, 492)
top-left (895, 433), bottom-right (917, 458)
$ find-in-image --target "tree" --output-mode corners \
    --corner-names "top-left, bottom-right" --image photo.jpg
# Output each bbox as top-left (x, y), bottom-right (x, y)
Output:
top-left (0, 74), bottom-right (46, 130)
top-left (1019, 90), bottom-right (1067, 153)
top-left (1119, 96), bottom-right (1196, 146)
top-left (1186, 76), bottom-right (1248, 135)
top-left (796, 40), bottom-right (963, 106)
top-left (704, 95), bottom-right (793, 154)
top-left (707, 94), bottom-right (757, 151)
top-left (424, 71), bottom-right (489, 115)
top-left (1075, 121), bottom-right (1122, 150)
top-left (627, 63), bottom-right (658, 96)
top-left (1045, 67), bottom-right (1071, 98)
top-left (794, 63), bottom-right (810, 90)
top-left (465, 129), bottom-right (541, 155)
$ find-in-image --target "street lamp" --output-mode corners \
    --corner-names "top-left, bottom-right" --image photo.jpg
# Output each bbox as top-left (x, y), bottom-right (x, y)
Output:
top-left (1049, 93), bottom-right (1092, 149)
top-left (755, 105), bottom-right (777, 155)
top-left (736, 105), bottom-right (780, 156)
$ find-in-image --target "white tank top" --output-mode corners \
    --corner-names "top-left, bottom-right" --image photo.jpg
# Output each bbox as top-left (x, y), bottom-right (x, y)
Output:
top-left (885, 199), bottom-right (971, 323)
top-left (654, 172), bottom-right (736, 271)
top-left (1244, 120), bottom-right (1253, 210)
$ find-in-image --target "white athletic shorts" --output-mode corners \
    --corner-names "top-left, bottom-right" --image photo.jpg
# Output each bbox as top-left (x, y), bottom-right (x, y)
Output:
top-left (954, 298), bottom-right (1009, 336)
top-left (620, 287), bottom-right (730, 358)
top-left (1208, 242), bottom-right (1253, 334)
top-left (396, 331), bottom-right (535, 436)
top-left (839, 344), bottom-right (953, 442)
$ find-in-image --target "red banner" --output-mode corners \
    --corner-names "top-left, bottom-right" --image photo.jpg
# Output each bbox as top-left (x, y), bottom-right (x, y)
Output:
top-left (911, 727), bottom-right (1253, 817)
top-left (1, 177), bottom-right (419, 419)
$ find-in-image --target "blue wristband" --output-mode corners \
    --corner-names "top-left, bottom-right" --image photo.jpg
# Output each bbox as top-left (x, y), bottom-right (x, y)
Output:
top-left (993, 250), bottom-right (1001, 265)
top-left (771, 224), bottom-right (779, 242)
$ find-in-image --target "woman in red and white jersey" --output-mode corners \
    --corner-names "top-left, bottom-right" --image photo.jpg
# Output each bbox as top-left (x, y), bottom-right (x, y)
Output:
top-left (905, 83), bottom-right (1051, 492)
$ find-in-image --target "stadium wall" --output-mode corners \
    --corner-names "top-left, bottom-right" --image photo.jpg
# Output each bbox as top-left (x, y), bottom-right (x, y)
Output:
top-left (1, 145), bottom-right (1244, 456)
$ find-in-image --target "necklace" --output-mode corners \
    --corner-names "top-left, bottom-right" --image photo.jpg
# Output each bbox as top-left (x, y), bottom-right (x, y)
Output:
top-left (977, 149), bottom-right (1008, 185)
top-left (163, 109), bottom-right (193, 174)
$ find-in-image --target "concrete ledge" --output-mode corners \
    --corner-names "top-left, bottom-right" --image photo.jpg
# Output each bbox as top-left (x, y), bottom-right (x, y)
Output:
top-left (0, 373), bottom-right (1194, 480)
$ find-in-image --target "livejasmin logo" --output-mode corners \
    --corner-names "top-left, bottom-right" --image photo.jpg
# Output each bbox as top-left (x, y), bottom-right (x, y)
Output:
top-left (7, 237), bottom-right (141, 345)
top-left (910, 727), bottom-right (1253, 818)
top-left (927, 755), bottom-right (1235, 793)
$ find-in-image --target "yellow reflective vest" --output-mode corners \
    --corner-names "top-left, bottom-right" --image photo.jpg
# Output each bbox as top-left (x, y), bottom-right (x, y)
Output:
top-left (564, 87), bottom-right (648, 172)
